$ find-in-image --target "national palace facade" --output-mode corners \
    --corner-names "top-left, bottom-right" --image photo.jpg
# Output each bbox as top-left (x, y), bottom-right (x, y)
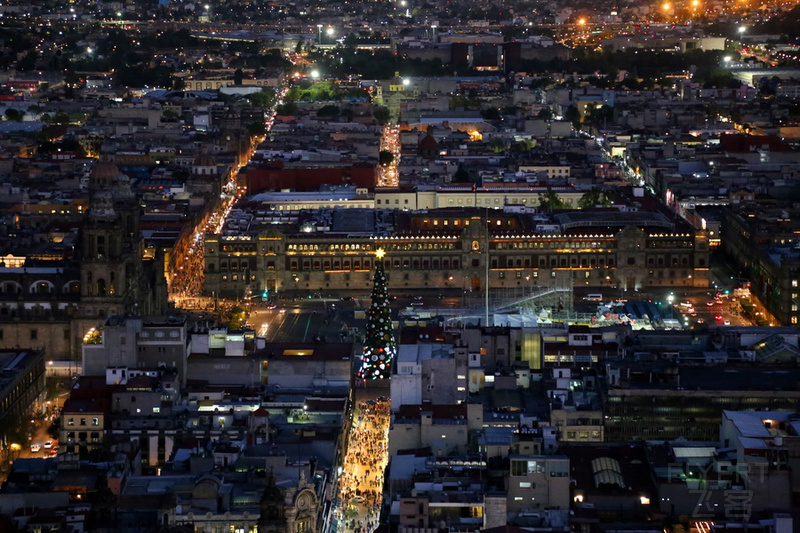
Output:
top-left (203, 206), bottom-right (710, 299)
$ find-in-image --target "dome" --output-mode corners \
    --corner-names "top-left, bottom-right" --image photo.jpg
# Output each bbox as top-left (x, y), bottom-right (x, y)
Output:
top-left (418, 132), bottom-right (439, 151)
top-left (194, 153), bottom-right (217, 167)
top-left (90, 162), bottom-right (123, 179)
top-left (89, 162), bottom-right (132, 198)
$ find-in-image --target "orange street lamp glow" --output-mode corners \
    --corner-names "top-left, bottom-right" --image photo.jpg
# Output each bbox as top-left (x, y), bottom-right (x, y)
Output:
top-left (578, 17), bottom-right (587, 25)
top-left (662, 2), bottom-right (671, 10)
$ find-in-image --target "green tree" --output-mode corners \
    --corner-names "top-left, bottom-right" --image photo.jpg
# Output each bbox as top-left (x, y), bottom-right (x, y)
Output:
top-left (316, 104), bottom-right (340, 118)
top-left (537, 108), bottom-right (553, 120)
top-left (379, 150), bottom-right (394, 167)
top-left (226, 306), bottom-right (247, 330)
top-left (275, 101), bottom-right (299, 115)
top-left (564, 106), bottom-right (581, 128)
top-left (578, 188), bottom-right (612, 209)
top-left (586, 105), bottom-right (614, 127)
top-left (373, 106), bottom-right (391, 124)
top-left (481, 107), bottom-right (501, 120)
top-left (487, 138), bottom-right (505, 154)
top-left (4, 108), bottom-right (23, 121)
top-left (511, 139), bottom-right (535, 153)
top-left (453, 164), bottom-right (471, 182)
top-left (247, 122), bottom-right (266, 136)
top-left (356, 258), bottom-right (397, 380)
top-left (538, 189), bottom-right (569, 211)
top-left (53, 112), bottom-right (70, 125)
top-left (248, 89), bottom-right (276, 108)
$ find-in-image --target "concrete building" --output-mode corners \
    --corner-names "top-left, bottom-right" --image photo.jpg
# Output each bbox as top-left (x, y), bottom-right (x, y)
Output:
top-left (0, 350), bottom-right (45, 447)
top-left (186, 342), bottom-right (353, 392)
top-left (604, 363), bottom-right (800, 442)
top-left (719, 410), bottom-right (793, 513)
top-left (60, 397), bottom-right (107, 455)
top-left (507, 455), bottom-right (570, 514)
top-left (722, 203), bottom-right (800, 327)
top-left (389, 404), bottom-right (483, 456)
top-left (82, 315), bottom-right (190, 386)
top-left (391, 342), bottom-right (469, 409)
top-left (547, 367), bottom-right (604, 443)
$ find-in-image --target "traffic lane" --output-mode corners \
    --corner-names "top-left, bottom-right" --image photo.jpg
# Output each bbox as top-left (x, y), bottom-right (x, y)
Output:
top-left (675, 295), bottom-right (750, 328)
top-left (250, 304), bottom-right (352, 344)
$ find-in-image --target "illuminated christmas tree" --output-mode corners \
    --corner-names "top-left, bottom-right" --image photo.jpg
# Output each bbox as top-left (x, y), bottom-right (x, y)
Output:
top-left (356, 249), bottom-right (396, 380)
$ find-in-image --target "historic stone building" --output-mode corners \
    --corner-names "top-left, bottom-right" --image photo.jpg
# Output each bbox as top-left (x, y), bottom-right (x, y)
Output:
top-left (203, 207), bottom-right (709, 298)
top-left (0, 163), bottom-right (168, 361)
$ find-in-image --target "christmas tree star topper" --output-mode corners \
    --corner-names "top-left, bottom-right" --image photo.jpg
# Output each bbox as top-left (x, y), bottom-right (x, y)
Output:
top-left (375, 248), bottom-right (386, 259)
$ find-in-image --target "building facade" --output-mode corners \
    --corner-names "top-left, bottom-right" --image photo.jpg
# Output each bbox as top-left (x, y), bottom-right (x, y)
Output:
top-left (203, 209), bottom-right (710, 298)
top-left (722, 205), bottom-right (800, 327)
top-left (0, 163), bottom-right (169, 361)
top-left (0, 350), bottom-right (46, 447)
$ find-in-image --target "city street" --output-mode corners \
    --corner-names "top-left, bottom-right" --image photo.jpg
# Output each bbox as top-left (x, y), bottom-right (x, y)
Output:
top-left (249, 299), bottom-right (363, 344)
top-left (334, 395), bottom-right (390, 533)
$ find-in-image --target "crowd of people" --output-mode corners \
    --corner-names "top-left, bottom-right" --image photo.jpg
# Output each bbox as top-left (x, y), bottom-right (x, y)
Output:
top-left (170, 184), bottom-right (240, 307)
top-left (169, 228), bottom-right (207, 304)
top-left (336, 397), bottom-right (390, 533)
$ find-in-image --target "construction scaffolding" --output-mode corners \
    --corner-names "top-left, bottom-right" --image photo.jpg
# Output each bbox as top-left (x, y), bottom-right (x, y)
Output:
top-left (445, 280), bottom-right (603, 326)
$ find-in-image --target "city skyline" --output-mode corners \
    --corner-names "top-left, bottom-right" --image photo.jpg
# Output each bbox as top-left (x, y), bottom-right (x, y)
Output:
top-left (0, 2), bottom-right (798, 532)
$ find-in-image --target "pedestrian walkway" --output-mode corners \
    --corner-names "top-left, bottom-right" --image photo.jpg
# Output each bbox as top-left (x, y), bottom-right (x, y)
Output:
top-left (333, 397), bottom-right (390, 533)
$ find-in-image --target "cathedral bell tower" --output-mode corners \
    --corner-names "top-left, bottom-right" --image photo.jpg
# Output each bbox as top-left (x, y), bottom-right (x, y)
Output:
top-left (80, 162), bottom-right (142, 318)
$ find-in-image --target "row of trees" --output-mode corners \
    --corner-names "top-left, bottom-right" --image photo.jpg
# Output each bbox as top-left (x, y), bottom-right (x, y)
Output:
top-left (448, 172), bottom-right (614, 211)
